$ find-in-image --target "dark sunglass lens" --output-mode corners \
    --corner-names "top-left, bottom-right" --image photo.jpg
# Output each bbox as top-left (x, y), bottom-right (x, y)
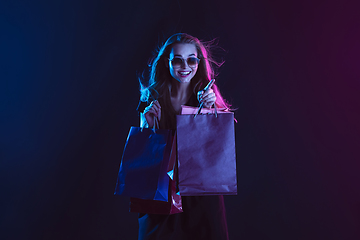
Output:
top-left (171, 58), bottom-right (183, 67)
top-left (187, 57), bottom-right (199, 67)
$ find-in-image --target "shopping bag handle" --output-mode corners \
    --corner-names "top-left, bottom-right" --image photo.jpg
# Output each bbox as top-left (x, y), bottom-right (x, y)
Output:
top-left (140, 116), bottom-right (159, 132)
top-left (194, 104), bottom-right (217, 118)
top-left (196, 79), bottom-right (215, 115)
top-left (153, 116), bottom-right (159, 131)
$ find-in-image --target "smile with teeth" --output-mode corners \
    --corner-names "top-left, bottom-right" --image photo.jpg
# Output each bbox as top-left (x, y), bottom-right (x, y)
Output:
top-left (179, 71), bottom-right (191, 76)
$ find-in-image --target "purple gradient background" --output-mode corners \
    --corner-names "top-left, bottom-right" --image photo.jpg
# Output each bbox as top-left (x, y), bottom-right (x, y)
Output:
top-left (1, 0), bottom-right (359, 239)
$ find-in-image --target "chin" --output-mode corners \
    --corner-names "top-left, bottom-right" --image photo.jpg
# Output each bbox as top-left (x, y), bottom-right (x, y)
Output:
top-left (177, 74), bottom-right (195, 83)
top-left (179, 78), bottom-right (192, 83)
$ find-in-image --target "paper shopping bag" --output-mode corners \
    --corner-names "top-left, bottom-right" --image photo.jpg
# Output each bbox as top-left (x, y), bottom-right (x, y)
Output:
top-left (114, 127), bottom-right (174, 201)
top-left (129, 136), bottom-right (183, 214)
top-left (176, 108), bottom-right (237, 196)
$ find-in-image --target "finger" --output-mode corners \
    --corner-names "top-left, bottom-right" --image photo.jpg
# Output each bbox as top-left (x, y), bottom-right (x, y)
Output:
top-left (197, 91), bottom-right (204, 101)
top-left (204, 99), bottom-right (216, 108)
top-left (204, 88), bottom-right (214, 94)
top-left (145, 102), bottom-right (159, 112)
top-left (147, 101), bottom-right (160, 113)
top-left (204, 99), bottom-right (216, 107)
top-left (144, 104), bottom-right (154, 113)
top-left (202, 89), bottom-right (214, 98)
top-left (202, 95), bottom-right (216, 108)
top-left (153, 100), bottom-right (161, 109)
top-left (143, 112), bottom-right (154, 128)
top-left (152, 104), bottom-right (160, 113)
top-left (201, 92), bottom-right (216, 102)
top-left (157, 108), bottom-right (161, 120)
top-left (144, 108), bottom-right (157, 116)
top-left (146, 103), bottom-right (161, 120)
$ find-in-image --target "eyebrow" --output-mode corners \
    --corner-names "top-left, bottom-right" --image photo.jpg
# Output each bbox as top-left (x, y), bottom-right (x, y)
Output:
top-left (174, 53), bottom-right (196, 57)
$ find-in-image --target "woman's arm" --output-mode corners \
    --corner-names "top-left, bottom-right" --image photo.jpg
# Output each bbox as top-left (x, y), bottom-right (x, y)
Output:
top-left (140, 100), bottom-right (161, 128)
top-left (140, 112), bottom-right (149, 128)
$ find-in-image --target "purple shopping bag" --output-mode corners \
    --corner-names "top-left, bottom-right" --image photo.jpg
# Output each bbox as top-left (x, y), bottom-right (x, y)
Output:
top-left (129, 136), bottom-right (183, 214)
top-left (176, 107), bottom-right (237, 196)
top-left (114, 127), bottom-right (174, 201)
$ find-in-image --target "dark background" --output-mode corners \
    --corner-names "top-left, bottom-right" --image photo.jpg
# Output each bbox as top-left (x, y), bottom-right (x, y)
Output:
top-left (1, 0), bottom-right (359, 239)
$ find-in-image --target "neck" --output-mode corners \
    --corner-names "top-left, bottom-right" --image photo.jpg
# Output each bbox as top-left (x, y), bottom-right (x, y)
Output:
top-left (170, 79), bottom-right (192, 101)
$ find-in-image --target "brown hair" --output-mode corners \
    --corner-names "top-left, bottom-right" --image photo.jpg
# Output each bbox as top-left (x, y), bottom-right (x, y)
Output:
top-left (140, 33), bottom-right (230, 109)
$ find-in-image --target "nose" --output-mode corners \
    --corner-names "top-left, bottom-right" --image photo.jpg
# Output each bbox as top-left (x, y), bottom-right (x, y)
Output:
top-left (180, 59), bottom-right (189, 69)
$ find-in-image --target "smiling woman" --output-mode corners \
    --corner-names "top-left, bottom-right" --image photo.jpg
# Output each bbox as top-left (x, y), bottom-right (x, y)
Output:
top-left (139, 33), bottom-right (230, 127)
top-left (168, 43), bottom-right (199, 83)
top-left (136, 33), bottom-right (231, 240)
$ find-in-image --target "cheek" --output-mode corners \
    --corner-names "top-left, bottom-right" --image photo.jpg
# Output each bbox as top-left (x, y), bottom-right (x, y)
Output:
top-left (169, 67), bottom-right (177, 77)
top-left (192, 66), bottom-right (199, 76)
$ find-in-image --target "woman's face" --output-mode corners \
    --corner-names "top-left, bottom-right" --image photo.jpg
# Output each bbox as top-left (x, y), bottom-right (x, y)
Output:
top-left (168, 43), bottom-right (199, 83)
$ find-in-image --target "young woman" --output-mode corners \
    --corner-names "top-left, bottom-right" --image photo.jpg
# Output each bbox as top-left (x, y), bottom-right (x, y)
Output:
top-left (137, 33), bottom-right (230, 240)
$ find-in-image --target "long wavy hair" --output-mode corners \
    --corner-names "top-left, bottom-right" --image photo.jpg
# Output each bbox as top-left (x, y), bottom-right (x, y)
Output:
top-left (140, 33), bottom-right (230, 109)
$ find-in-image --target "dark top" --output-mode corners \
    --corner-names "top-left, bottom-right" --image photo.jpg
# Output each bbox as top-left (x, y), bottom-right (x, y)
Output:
top-left (137, 92), bottom-right (229, 240)
top-left (137, 90), bottom-right (199, 129)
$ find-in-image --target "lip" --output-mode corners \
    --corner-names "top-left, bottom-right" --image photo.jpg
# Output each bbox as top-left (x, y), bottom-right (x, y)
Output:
top-left (178, 71), bottom-right (191, 77)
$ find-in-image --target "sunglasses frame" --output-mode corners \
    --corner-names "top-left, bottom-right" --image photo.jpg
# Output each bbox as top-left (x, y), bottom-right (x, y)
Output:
top-left (168, 57), bottom-right (200, 68)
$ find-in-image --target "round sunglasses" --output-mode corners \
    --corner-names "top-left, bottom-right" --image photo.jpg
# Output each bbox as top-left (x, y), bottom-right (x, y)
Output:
top-left (168, 57), bottom-right (200, 68)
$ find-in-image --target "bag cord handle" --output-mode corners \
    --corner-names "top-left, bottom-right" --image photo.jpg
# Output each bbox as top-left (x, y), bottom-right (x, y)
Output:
top-left (194, 104), bottom-right (217, 118)
top-left (152, 116), bottom-right (159, 132)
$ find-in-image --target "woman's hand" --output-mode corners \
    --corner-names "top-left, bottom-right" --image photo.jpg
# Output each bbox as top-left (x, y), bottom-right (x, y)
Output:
top-left (197, 88), bottom-right (216, 108)
top-left (143, 100), bottom-right (161, 128)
